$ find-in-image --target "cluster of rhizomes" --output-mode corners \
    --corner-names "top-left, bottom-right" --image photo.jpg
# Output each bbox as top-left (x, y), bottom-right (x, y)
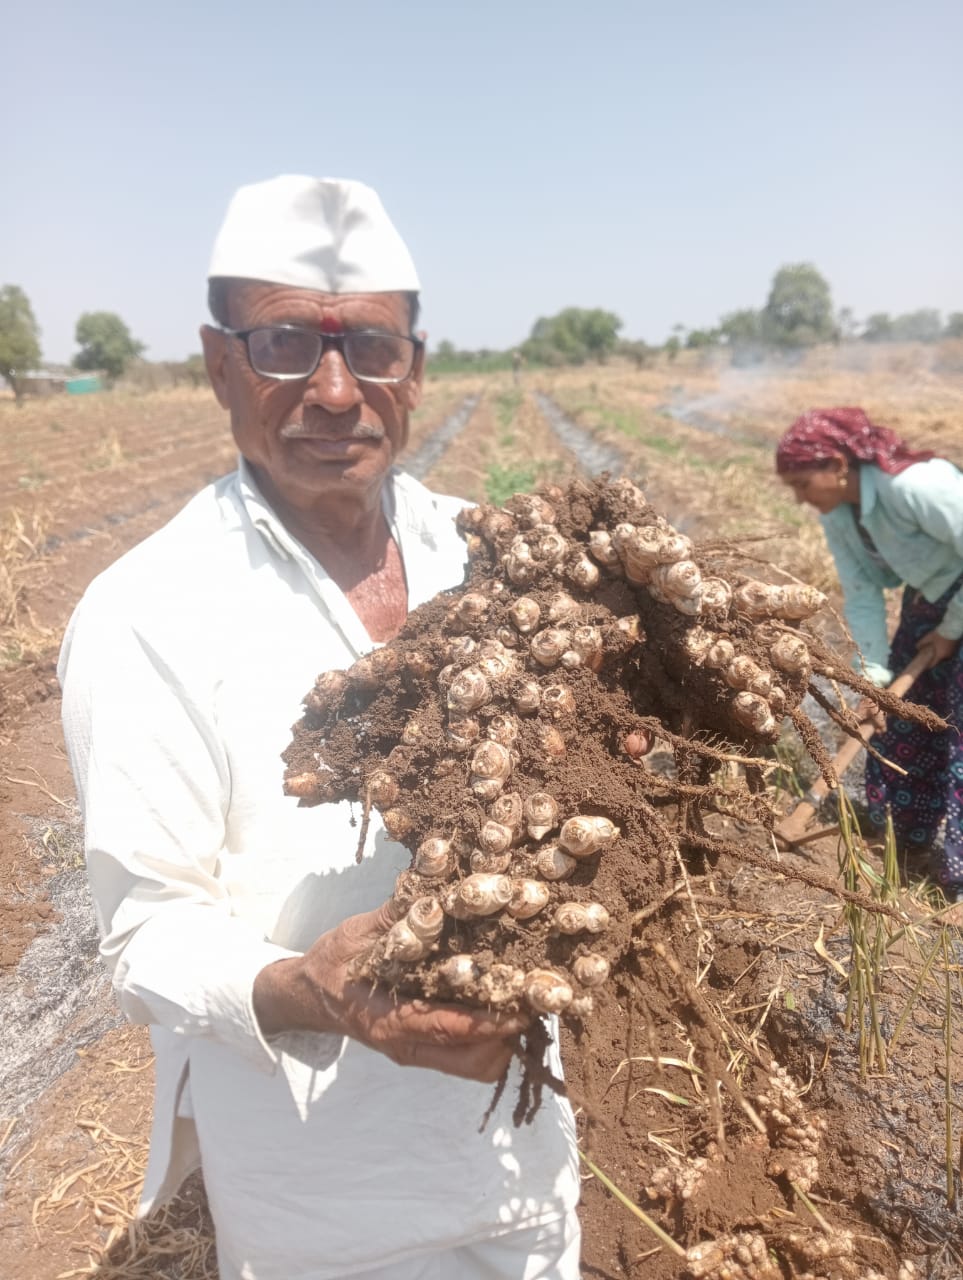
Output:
top-left (283, 477), bottom-right (854, 1021)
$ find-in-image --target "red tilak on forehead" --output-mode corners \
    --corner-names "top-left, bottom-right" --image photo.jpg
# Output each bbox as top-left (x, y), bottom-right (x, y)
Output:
top-left (319, 315), bottom-right (343, 334)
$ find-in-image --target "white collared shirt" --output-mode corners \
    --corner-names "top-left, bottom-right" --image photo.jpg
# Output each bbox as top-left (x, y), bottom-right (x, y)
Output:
top-left (59, 461), bottom-right (578, 1280)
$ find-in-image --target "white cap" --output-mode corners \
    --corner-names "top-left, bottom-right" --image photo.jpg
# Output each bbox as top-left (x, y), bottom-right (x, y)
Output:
top-left (207, 175), bottom-right (420, 294)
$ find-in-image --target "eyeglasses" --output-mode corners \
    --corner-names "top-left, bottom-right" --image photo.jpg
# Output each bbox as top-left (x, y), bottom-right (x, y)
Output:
top-left (221, 324), bottom-right (422, 384)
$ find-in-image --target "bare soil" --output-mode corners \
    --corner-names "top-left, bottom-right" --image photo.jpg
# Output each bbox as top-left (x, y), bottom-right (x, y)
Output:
top-left (568, 842), bottom-right (963, 1279)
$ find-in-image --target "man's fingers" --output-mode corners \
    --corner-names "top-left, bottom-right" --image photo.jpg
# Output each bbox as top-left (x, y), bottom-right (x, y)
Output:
top-left (343, 985), bottom-right (526, 1081)
top-left (390, 1035), bottom-right (518, 1082)
top-left (334, 900), bottom-right (406, 955)
top-left (310, 907), bottom-right (532, 1084)
top-left (356, 986), bottom-right (529, 1043)
top-left (400, 1000), bottom-right (530, 1041)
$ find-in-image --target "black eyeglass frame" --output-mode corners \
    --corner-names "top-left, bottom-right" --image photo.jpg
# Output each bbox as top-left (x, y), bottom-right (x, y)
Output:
top-left (220, 323), bottom-right (423, 385)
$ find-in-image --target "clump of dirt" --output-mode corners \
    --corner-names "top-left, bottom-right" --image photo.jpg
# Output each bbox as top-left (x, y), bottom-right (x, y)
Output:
top-left (283, 477), bottom-right (949, 1277)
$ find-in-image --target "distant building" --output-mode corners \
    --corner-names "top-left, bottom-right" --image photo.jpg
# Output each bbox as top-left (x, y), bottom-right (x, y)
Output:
top-left (65, 374), bottom-right (103, 395)
top-left (16, 371), bottom-right (67, 396)
top-left (14, 369), bottom-right (103, 396)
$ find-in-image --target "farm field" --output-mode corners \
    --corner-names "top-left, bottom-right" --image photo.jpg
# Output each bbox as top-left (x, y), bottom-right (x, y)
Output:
top-left (2, 349), bottom-right (962, 1278)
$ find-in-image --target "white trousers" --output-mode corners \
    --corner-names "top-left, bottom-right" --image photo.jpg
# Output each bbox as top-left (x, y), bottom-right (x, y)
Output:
top-left (220, 1212), bottom-right (582, 1280)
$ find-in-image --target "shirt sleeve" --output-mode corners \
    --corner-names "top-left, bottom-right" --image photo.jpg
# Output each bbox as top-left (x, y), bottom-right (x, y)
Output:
top-left (59, 588), bottom-right (301, 1073)
top-left (820, 510), bottom-right (895, 684)
top-left (897, 465), bottom-right (963, 641)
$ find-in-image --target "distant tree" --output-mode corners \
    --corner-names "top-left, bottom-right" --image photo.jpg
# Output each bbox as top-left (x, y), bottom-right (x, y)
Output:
top-left (664, 336), bottom-right (681, 362)
top-left (435, 339), bottom-right (457, 359)
top-left (522, 317), bottom-right (569, 366)
top-left (890, 309), bottom-right (943, 342)
top-left (762, 263), bottom-right (836, 347)
top-left (74, 311), bottom-right (145, 382)
top-left (718, 309), bottom-right (762, 345)
top-left (685, 328), bottom-right (718, 349)
top-left (944, 313), bottom-right (963, 339)
top-left (0, 284), bottom-right (42, 403)
top-left (617, 338), bottom-right (653, 369)
top-left (578, 309), bottom-right (623, 361)
top-left (540, 312), bottom-right (588, 363)
top-left (521, 308), bottom-right (622, 366)
top-left (862, 313), bottom-right (894, 342)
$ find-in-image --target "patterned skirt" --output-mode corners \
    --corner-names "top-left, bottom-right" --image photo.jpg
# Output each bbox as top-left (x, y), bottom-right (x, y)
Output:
top-left (865, 575), bottom-right (963, 888)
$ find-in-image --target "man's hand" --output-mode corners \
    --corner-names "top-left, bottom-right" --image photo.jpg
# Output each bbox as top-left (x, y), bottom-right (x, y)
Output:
top-left (253, 902), bottom-right (527, 1083)
top-left (916, 629), bottom-right (959, 670)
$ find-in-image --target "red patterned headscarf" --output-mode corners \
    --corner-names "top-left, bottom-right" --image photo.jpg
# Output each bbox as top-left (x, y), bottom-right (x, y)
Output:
top-left (775, 407), bottom-right (934, 475)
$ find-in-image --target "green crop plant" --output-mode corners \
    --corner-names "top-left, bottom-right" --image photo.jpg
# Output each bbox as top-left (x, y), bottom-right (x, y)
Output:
top-left (484, 462), bottom-right (538, 507)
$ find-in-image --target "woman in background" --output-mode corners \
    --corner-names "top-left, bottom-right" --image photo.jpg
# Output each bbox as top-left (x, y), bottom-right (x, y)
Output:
top-left (775, 407), bottom-right (963, 902)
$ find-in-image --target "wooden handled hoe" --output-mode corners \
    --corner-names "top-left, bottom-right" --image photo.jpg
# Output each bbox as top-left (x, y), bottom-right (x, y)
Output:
top-left (774, 649), bottom-right (931, 850)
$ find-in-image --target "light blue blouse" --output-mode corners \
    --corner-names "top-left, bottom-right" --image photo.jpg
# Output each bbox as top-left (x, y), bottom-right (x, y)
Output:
top-left (820, 459), bottom-right (963, 685)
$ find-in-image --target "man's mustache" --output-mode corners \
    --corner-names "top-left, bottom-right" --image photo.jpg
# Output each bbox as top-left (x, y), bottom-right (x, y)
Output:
top-left (280, 420), bottom-right (386, 442)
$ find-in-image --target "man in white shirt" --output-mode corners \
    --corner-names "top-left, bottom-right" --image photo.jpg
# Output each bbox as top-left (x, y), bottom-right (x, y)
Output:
top-left (59, 176), bottom-right (580, 1280)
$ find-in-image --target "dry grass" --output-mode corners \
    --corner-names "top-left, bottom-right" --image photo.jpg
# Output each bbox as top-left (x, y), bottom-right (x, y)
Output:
top-left (30, 1085), bottom-right (216, 1280)
top-left (87, 429), bottom-right (126, 473)
top-left (0, 505), bottom-right (55, 667)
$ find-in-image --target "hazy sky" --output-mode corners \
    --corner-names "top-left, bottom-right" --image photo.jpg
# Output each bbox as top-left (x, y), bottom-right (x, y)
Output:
top-left (3, 0), bottom-right (961, 363)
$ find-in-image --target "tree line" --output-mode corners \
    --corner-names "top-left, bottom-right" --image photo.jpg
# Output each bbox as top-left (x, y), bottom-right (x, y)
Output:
top-left (434, 264), bottom-right (963, 369)
top-left (678, 264), bottom-right (962, 353)
top-left (3, 265), bottom-right (962, 401)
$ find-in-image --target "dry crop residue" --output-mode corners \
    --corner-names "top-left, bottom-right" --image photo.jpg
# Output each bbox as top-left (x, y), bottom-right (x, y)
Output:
top-left (284, 476), bottom-right (948, 1277)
